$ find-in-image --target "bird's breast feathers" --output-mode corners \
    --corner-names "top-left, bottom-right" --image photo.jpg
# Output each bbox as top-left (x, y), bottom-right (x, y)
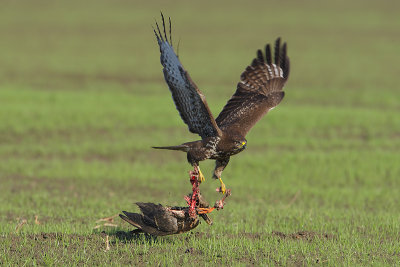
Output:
top-left (204, 136), bottom-right (221, 158)
top-left (204, 136), bottom-right (246, 159)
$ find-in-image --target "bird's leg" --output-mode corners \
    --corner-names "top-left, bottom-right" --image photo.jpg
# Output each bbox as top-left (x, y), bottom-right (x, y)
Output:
top-left (214, 189), bottom-right (231, 210)
top-left (199, 189), bottom-right (232, 213)
top-left (216, 177), bottom-right (227, 195)
top-left (194, 165), bottom-right (205, 183)
top-left (213, 157), bottom-right (230, 194)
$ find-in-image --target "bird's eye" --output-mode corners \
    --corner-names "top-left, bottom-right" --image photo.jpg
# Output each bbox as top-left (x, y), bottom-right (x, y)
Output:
top-left (235, 141), bottom-right (246, 148)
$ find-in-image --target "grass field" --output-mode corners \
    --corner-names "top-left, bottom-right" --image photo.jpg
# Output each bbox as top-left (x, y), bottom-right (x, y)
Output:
top-left (1, 0), bottom-right (400, 265)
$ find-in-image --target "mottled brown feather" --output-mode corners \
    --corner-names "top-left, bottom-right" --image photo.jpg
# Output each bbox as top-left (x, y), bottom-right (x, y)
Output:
top-left (216, 38), bottom-right (290, 136)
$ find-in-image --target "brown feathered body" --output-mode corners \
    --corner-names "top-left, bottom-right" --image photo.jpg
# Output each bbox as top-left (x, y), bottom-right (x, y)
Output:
top-left (120, 194), bottom-right (212, 236)
top-left (120, 203), bottom-right (199, 236)
top-left (153, 14), bottom-right (290, 180)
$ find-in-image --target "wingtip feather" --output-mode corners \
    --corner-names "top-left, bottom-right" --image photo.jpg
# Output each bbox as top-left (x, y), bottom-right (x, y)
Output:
top-left (274, 37), bottom-right (281, 66)
top-left (265, 44), bottom-right (272, 65)
top-left (169, 16), bottom-right (172, 46)
top-left (155, 21), bottom-right (163, 42)
top-left (161, 12), bottom-right (168, 43)
top-left (257, 49), bottom-right (263, 62)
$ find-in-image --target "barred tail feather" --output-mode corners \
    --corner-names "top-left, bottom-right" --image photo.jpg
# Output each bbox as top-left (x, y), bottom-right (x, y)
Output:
top-left (152, 145), bottom-right (189, 152)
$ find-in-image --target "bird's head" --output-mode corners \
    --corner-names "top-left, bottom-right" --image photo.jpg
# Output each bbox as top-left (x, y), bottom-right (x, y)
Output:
top-left (233, 139), bottom-right (247, 152)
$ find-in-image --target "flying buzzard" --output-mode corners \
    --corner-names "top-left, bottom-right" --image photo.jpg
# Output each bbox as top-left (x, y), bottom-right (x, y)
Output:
top-left (153, 14), bottom-right (290, 193)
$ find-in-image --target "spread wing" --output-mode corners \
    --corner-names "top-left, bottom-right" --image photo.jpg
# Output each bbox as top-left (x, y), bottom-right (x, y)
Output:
top-left (215, 38), bottom-right (290, 136)
top-left (154, 14), bottom-right (221, 139)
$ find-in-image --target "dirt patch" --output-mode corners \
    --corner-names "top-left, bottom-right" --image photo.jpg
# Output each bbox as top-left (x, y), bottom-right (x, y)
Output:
top-left (170, 230), bottom-right (334, 242)
top-left (272, 230), bottom-right (334, 241)
top-left (113, 230), bottom-right (158, 244)
top-left (28, 232), bottom-right (104, 242)
top-left (183, 247), bottom-right (204, 256)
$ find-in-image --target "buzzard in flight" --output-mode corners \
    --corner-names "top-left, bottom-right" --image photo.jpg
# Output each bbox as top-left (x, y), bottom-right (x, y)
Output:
top-left (153, 14), bottom-right (290, 193)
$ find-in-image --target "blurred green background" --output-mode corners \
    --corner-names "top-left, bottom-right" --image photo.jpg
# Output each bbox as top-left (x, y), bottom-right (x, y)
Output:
top-left (0, 0), bottom-right (399, 265)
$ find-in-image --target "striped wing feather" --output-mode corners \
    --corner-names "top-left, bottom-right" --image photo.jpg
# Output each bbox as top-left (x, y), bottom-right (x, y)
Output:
top-left (154, 14), bottom-right (221, 139)
top-left (216, 38), bottom-right (290, 136)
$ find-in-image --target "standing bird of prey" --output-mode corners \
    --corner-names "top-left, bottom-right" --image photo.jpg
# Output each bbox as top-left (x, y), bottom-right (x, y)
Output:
top-left (153, 14), bottom-right (290, 194)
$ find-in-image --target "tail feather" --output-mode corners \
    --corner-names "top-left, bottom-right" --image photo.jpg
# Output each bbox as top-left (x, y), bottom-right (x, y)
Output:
top-left (152, 144), bottom-right (189, 152)
top-left (119, 211), bottom-right (144, 229)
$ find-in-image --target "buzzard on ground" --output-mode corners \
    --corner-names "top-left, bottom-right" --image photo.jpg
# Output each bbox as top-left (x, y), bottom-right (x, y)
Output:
top-left (153, 14), bottom-right (290, 193)
top-left (119, 193), bottom-right (212, 236)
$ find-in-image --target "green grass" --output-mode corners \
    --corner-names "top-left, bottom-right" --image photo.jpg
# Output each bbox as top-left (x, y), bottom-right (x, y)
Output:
top-left (1, 0), bottom-right (400, 265)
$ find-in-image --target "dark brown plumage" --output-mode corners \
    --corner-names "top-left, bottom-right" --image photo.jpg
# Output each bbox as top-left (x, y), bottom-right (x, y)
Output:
top-left (120, 203), bottom-right (199, 236)
top-left (153, 14), bottom-right (290, 192)
top-left (119, 194), bottom-right (212, 236)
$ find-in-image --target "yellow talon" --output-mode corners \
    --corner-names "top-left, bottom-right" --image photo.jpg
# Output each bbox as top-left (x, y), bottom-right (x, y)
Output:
top-left (197, 167), bottom-right (205, 183)
top-left (218, 177), bottom-right (226, 194)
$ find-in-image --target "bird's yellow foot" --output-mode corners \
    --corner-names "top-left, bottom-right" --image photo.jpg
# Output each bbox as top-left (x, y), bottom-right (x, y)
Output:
top-left (197, 167), bottom-right (205, 183)
top-left (218, 177), bottom-right (226, 194)
top-left (197, 207), bottom-right (215, 214)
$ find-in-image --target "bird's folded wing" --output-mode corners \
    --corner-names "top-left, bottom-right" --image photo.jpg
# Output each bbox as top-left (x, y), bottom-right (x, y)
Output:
top-left (216, 38), bottom-right (290, 136)
top-left (154, 14), bottom-right (221, 139)
top-left (136, 202), bottom-right (178, 233)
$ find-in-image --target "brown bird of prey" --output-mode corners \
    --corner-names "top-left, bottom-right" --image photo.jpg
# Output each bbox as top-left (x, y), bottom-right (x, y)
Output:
top-left (119, 193), bottom-right (213, 236)
top-left (120, 203), bottom-right (201, 236)
top-left (153, 14), bottom-right (290, 194)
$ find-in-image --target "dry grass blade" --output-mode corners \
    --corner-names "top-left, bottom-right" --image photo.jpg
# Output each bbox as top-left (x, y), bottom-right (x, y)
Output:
top-left (284, 190), bottom-right (301, 209)
top-left (104, 235), bottom-right (110, 252)
top-left (103, 223), bottom-right (118, 227)
top-left (34, 215), bottom-right (41, 225)
top-left (15, 219), bottom-right (27, 233)
top-left (96, 214), bottom-right (119, 223)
